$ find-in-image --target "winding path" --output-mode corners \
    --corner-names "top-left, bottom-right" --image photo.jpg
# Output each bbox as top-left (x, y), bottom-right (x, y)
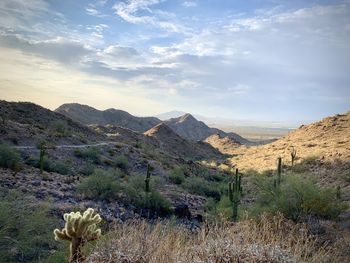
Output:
top-left (12, 142), bottom-right (120, 150)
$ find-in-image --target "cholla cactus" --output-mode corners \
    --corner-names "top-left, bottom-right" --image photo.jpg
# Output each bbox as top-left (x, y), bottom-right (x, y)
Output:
top-left (54, 208), bottom-right (102, 263)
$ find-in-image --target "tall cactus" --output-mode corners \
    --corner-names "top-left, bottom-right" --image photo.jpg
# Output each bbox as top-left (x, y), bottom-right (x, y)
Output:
top-left (54, 208), bottom-right (102, 263)
top-left (229, 168), bottom-right (242, 221)
top-left (39, 142), bottom-right (46, 174)
top-left (336, 186), bottom-right (341, 200)
top-left (145, 164), bottom-right (153, 193)
top-left (290, 147), bottom-right (297, 167)
top-left (276, 157), bottom-right (282, 187)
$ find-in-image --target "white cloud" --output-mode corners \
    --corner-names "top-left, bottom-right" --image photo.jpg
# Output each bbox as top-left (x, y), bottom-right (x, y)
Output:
top-left (85, 2), bottom-right (108, 17)
top-left (182, 1), bottom-right (197, 8)
top-left (112, 0), bottom-right (187, 33)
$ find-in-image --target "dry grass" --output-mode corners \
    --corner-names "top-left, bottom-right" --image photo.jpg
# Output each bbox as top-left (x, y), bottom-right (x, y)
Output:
top-left (88, 214), bottom-right (345, 263)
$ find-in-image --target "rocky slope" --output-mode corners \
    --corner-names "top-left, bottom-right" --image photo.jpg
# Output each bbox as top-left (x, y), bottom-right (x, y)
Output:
top-left (229, 111), bottom-right (350, 200)
top-left (144, 123), bottom-right (222, 159)
top-left (204, 134), bottom-right (242, 154)
top-left (0, 101), bottom-right (101, 146)
top-left (163, 113), bottom-right (249, 144)
top-left (56, 103), bottom-right (161, 133)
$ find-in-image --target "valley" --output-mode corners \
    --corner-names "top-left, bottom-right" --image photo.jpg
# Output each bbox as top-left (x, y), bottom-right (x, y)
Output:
top-left (0, 100), bottom-right (349, 262)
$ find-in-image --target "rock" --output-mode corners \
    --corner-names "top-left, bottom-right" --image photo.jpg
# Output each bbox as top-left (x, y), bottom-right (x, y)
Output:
top-left (174, 204), bottom-right (191, 219)
top-left (31, 180), bottom-right (41, 187)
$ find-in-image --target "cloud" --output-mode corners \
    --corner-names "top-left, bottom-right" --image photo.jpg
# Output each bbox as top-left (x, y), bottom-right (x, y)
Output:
top-left (112, 0), bottom-right (186, 33)
top-left (182, 1), bottom-right (197, 8)
top-left (0, 0), bottom-right (63, 32)
top-left (0, 0), bottom-right (349, 121)
top-left (0, 34), bottom-right (92, 64)
top-left (85, 1), bottom-right (108, 17)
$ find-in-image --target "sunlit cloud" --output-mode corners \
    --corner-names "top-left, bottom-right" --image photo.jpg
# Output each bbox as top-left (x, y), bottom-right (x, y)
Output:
top-left (0, 0), bottom-right (349, 123)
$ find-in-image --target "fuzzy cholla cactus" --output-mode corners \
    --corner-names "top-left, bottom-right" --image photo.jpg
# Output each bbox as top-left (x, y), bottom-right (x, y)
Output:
top-left (54, 208), bottom-right (102, 263)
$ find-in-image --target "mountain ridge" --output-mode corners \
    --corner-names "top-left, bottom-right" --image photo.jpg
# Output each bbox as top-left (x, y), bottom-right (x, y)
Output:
top-left (55, 103), bottom-right (161, 133)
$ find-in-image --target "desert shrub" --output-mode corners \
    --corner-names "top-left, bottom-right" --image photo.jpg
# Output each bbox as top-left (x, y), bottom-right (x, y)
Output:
top-left (26, 157), bottom-right (70, 175)
top-left (74, 147), bottom-right (101, 164)
top-left (51, 120), bottom-right (71, 137)
top-left (169, 167), bottom-right (186, 184)
top-left (0, 188), bottom-right (66, 262)
top-left (89, 214), bottom-right (343, 263)
top-left (0, 143), bottom-right (21, 170)
top-left (138, 192), bottom-right (172, 215)
top-left (341, 171), bottom-right (350, 183)
top-left (182, 177), bottom-right (220, 200)
top-left (122, 175), bottom-right (171, 215)
top-left (79, 163), bottom-right (95, 176)
top-left (250, 174), bottom-right (346, 221)
top-left (76, 170), bottom-right (120, 200)
top-left (115, 155), bottom-right (128, 169)
top-left (49, 160), bottom-right (70, 175)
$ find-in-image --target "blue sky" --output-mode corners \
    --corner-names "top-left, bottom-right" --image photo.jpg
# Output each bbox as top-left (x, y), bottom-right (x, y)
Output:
top-left (0, 0), bottom-right (349, 125)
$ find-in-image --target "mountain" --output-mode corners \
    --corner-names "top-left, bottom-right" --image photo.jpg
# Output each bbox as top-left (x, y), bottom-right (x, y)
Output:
top-left (155, 110), bottom-right (187, 120)
top-left (144, 123), bottom-right (221, 159)
top-left (231, 111), bottom-right (350, 173)
top-left (204, 134), bottom-right (241, 154)
top-left (55, 103), bottom-right (161, 133)
top-left (0, 100), bottom-right (101, 146)
top-left (163, 113), bottom-right (249, 144)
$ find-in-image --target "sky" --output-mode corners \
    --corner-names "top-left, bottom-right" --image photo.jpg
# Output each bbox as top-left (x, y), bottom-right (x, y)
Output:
top-left (0, 0), bottom-right (349, 125)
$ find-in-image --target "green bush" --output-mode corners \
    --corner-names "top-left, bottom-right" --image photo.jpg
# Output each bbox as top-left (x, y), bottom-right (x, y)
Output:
top-left (51, 120), bottom-right (71, 137)
top-left (122, 175), bottom-right (172, 215)
top-left (182, 177), bottom-right (221, 200)
top-left (169, 167), bottom-right (186, 184)
top-left (0, 144), bottom-right (21, 170)
top-left (115, 155), bottom-right (128, 169)
top-left (26, 157), bottom-right (70, 175)
top-left (76, 170), bottom-right (120, 200)
top-left (0, 188), bottom-right (66, 262)
top-left (250, 174), bottom-right (346, 221)
top-left (79, 163), bottom-right (95, 176)
top-left (74, 147), bottom-right (101, 164)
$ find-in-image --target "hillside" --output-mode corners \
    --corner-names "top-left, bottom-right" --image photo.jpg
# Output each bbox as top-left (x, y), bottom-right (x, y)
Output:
top-left (1, 101), bottom-right (349, 262)
top-left (144, 123), bottom-right (221, 159)
top-left (230, 111), bottom-right (350, 171)
top-left (230, 111), bottom-right (350, 201)
top-left (56, 103), bottom-right (161, 133)
top-left (163, 113), bottom-right (249, 144)
top-left (204, 134), bottom-right (242, 154)
top-left (0, 100), bottom-right (101, 146)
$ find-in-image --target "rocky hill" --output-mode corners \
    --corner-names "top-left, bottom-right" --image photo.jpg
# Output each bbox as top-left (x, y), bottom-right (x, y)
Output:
top-left (163, 113), bottom-right (249, 144)
top-left (0, 100), bottom-right (101, 146)
top-left (56, 103), bottom-right (161, 133)
top-left (230, 111), bottom-right (350, 200)
top-left (144, 123), bottom-right (221, 159)
top-left (204, 134), bottom-right (242, 154)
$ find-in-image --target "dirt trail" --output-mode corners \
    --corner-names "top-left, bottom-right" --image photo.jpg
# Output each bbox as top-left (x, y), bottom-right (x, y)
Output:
top-left (11, 142), bottom-right (121, 150)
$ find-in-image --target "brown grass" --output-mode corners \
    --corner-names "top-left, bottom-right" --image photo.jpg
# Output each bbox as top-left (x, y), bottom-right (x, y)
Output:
top-left (88, 214), bottom-right (345, 263)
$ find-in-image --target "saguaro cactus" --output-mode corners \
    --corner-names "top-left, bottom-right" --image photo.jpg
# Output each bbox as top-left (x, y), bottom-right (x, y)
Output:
top-left (39, 142), bottom-right (46, 174)
top-left (276, 157), bottom-right (282, 187)
top-left (290, 147), bottom-right (297, 166)
top-left (145, 164), bottom-right (153, 193)
top-left (54, 208), bottom-right (102, 263)
top-left (229, 168), bottom-right (242, 221)
top-left (336, 186), bottom-right (341, 200)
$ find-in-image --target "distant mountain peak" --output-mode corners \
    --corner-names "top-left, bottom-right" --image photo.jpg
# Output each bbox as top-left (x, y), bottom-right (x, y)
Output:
top-left (144, 122), bottom-right (174, 136)
top-left (177, 113), bottom-right (196, 123)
